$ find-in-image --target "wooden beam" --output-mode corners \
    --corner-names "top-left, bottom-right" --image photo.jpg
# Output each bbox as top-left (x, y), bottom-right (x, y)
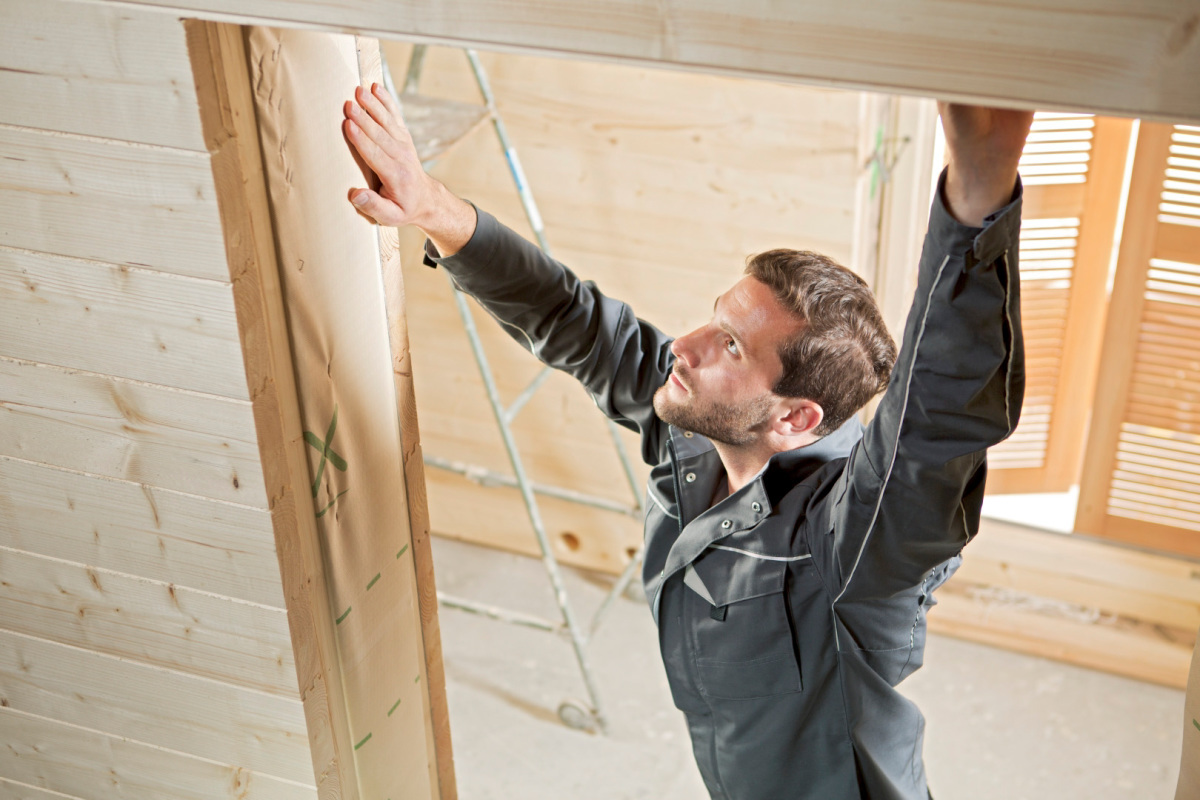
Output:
top-left (929, 583), bottom-right (1193, 688)
top-left (237, 25), bottom-right (449, 799)
top-left (87, 0), bottom-right (1200, 123)
top-left (185, 19), bottom-right (359, 796)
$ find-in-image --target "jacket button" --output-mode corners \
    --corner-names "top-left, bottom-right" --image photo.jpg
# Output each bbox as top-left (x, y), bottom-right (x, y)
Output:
top-left (721, 519), bottom-right (732, 529)
top-left (683, 431), bottom-right (694, 438)
top-left (685, 472), bottom-right (696, 483)
top-left (752, 502), bottom-right (762, 513)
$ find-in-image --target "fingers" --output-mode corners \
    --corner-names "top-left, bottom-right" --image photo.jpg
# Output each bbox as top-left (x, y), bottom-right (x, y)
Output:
top-left (373, 83), bottom-right (404, 120)
top-left (358, 84), bottom-right (412, 147)
top-left (344, 94), bottom-right (401, 160)
top-left (348, 187), bottom-right (405, 227)
top-left (343, 117), bottom-right (400, 182)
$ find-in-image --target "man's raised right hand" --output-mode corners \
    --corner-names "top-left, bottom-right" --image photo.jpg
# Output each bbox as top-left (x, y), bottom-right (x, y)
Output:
top-left (343, 83), bottom-right (477, 256)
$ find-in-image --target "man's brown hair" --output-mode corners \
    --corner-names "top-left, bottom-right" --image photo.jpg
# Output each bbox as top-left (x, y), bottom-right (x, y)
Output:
top-left (745, 249), bottom-right (897, 437)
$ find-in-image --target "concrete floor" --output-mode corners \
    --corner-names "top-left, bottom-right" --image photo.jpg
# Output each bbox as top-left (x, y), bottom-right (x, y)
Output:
top-left (431, 536), bottom-right (1186, 800)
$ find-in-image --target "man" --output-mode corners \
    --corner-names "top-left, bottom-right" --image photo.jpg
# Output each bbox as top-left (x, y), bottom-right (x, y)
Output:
top-left (344, 84), bottom-right (1032, 799)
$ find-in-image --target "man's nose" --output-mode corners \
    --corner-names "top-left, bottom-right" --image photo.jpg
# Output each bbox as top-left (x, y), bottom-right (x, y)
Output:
top-left (670, 330), bottom-right (701, 368)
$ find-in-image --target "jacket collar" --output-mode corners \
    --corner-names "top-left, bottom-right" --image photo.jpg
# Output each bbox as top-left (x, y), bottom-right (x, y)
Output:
top-left (662, 417), bottom-right (863, 579)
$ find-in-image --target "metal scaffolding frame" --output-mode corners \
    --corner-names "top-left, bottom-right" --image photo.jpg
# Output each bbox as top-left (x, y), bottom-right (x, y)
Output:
top-left (384, 45), bottom-right (646, 733)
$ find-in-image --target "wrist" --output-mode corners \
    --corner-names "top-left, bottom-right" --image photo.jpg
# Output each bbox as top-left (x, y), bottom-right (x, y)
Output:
top-left (416, 179), bottom-right (476, 257)
top-left (943, 162), bottom-right (1018, 228)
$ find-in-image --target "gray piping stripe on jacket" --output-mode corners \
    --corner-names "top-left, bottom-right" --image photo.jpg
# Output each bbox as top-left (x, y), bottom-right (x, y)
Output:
top-left (832, 254), bottom-right (952, 617)
top-left (710, 545), bottom-right (814, 563)
top-left (646, 484), bottom-right (680, 520)
top-left (999, 253), bottom-right (1016, 439)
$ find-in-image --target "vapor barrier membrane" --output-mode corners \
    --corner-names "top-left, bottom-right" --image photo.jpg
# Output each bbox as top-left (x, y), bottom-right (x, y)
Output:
top-left (247, 26), bottom-right (439, 799)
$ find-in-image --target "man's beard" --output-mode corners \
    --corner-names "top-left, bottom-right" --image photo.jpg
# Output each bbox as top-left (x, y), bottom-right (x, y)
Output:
top-left (652, 373), bottom-right (775, 447)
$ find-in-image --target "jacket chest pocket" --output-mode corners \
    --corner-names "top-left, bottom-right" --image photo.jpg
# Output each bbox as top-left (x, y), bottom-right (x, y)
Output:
top-left (688, 556), bottom-right (802, 700)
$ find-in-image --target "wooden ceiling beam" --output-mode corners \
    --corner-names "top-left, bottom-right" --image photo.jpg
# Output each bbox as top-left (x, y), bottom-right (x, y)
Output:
top-left (84, 0), bottom-right (1200, 122)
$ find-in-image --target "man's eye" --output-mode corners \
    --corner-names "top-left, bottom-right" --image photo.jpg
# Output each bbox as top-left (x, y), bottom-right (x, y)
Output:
top-left (726, 338), bottom-right (739, 355)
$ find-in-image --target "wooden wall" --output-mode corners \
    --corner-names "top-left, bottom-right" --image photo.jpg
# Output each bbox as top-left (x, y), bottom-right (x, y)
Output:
top-left (384, 43), bottom-right (865, 574)
top-left (0, 2), bottom-right (316, 797)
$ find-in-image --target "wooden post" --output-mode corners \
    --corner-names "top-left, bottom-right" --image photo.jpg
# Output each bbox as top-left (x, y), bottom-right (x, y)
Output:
top-left (189, 21), bottom-right (453, 799)
top-left (242, 25), bottom-right (450, 799)
top-left (186, 20), bottom-right (360, 796)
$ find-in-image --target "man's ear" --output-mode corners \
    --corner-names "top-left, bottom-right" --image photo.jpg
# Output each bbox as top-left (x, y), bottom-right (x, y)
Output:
top-left (775, 399), bottom-right (823, 439)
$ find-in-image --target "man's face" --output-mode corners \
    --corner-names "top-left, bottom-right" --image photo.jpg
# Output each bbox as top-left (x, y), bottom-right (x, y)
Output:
top-left (653, 276), bottom-right (804, 446)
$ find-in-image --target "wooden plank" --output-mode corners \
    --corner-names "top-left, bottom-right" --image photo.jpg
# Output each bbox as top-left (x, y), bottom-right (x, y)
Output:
top-left (87, 0), bottom-right (1200, 123)
top-left (0, 707), bottom-right (316, 800)
top-left (0, 546), bottom-right (297, 696)
top-left (0, 457), bottom-right (283, 607)
top-left (0, 125), bottom-right (228, 280)
top-left (1178, 634), bottom-right (1200, 799)
top-left (0, 629), bottom-right (311, 783)
top-left (1157, 221), bottom-right (1200, 264)
top-left (1076, 124), bottom-right (1175, 537)
top-left (1099, 515), bottom-right (1200, 559)
top-left (0, 0), bottom-right (206, 150)
top-left (185, 19), bottom-right (359, 795)
top-left (0, 247), bottom-right (248, 399)
top-left (1022, 182), bottom-right (1087, 219)
top-left (960, 520), bottom-right (1200, 631)
top-left (929, 582), bottom-right (1193, 688)
top-left (426, 469), bottom-right (643, 576)
top-left (379, 189), bottom-right (457, 800)
top-left (0, 358), bottom-right (267, 507)
top-left (417, 395), bottom-right (650, 505)
top-left (0, 777), bottom-right (80, 799)
top-left (985, 468), bottom-right (1064, 496)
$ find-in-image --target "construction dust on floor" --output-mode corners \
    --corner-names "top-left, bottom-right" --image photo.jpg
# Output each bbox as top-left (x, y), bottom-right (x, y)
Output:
top-left (431, 537), bottom-right (1185, 800)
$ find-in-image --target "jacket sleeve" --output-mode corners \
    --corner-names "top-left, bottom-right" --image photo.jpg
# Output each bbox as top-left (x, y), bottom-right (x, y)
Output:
top-left (423, 207), bottom-right (673, 464)
top-left (818, 168), bottom-right (1025, 610)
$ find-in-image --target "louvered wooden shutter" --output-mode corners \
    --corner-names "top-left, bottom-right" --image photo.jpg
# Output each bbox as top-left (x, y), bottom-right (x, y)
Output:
top-left (986, 115), bottom-right (1131, 494)
top-left (1076, 123), bottom-right (1200, 557)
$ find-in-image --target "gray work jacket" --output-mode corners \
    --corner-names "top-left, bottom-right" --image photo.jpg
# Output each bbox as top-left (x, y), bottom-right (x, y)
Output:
top-left (424, 168), bottom-right (1024, 800)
